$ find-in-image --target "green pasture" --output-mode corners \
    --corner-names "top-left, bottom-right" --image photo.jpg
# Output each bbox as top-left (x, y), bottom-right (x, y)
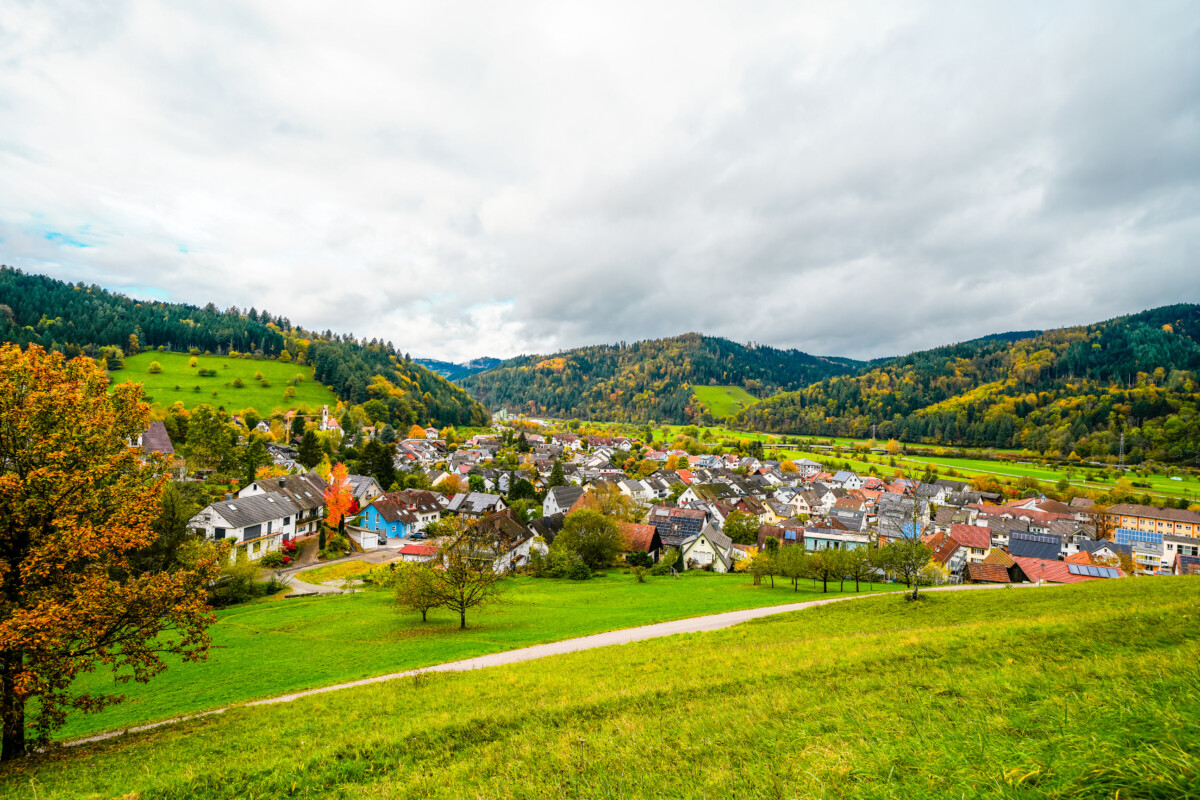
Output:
top-left (691, 385), bottom-right (758, 418)
top-left (55, 572), bottom-right (889, 741)
top-left (9, 579), bottom-right (1197, 799)
top-left (112, 351), bottom-right (339, 414)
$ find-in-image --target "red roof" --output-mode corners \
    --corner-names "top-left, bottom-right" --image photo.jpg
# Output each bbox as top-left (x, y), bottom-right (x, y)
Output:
top-left (399, 544), bottom-right (437, 556)
top-left (1011, 556), bottom-right (1124, 583)
top-left (967, 563), bottom-right (1010, 583)
top-left (619, 523), bottom-right (659, 552)
top-left (1064, 550), bottom-right (1094, 565)
top-left (926, 531), bottom-right (961, 565)
top-left (949, 523), bottom-right (991, 551)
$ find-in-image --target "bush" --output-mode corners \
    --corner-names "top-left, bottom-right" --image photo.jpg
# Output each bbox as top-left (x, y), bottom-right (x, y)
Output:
top-left (626, 551), bottom-right (653, 568)
top-left (147, 360), bottom-right (163, 374)
top-left (650, 548), bottom-right (679, 576)
top-left (567, 560), bottom-right (592, 580)
top-left (232, 377), bottom-right (245, 388)
top-left (259, 378), bottom-right (271, 388)
top-left (283, 386), bottom-right (297, 399)
top-left (258, 551), bottom-right (286, 567)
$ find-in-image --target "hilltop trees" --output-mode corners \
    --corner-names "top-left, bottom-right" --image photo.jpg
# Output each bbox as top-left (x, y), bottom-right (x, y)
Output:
top-left (0, 345), bottom-right (222, 760)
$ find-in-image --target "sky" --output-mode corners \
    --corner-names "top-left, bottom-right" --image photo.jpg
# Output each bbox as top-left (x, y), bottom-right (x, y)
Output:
top-left (1, 1), bottom-right (1198, 363)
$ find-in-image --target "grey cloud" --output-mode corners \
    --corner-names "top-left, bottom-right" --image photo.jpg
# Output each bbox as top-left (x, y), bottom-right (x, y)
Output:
top-left (0, 1), bottom-right (1197, 364)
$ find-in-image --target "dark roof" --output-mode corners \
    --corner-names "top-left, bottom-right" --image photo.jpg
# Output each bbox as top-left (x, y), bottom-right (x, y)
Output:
top-left (545, 485), bottom-right (585, 508)
top-left (208, 491), bottom-right (298, 528)
top-left (528, 513), bottom-right (566, 544)
top-left (1077, 538), bottom-right (1133, 556)
top-left (140, 421), bottom-right (175, 455)
top-left (1007, 532), bottom-right (1062, 560)
top-left (368, 497), bottom-right (418, 524)
top-left (249, 474), bottom-right (326, 512)
top-left (1106, 503), bottom-right (1200, 525)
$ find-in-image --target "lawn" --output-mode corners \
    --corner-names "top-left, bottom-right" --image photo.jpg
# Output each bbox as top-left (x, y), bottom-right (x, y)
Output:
top-left (111, 350), bottom-right (340, 414)
top-left (7, 579), bottom-right (1197, 799)
top-left (692, 385), bottom-right (758, 419)
top-left (298, 559), bottom-right (383, 585)
top-left (53, 572), bottom-right (890, 740)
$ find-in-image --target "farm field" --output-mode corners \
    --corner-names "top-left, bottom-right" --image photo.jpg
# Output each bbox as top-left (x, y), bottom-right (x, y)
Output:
top-left (9, 579), bottom-right (1197, 799)
top-left (111, 351), bottom-right (339, 414)
top-left (55, 572), bottom-right (890, 741)
top-left (691, 385), bottom-right (758, 418)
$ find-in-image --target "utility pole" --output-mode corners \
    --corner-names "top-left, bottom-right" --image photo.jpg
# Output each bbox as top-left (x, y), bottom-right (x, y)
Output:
top-left (1118, 432), bottom-right (1125, 471)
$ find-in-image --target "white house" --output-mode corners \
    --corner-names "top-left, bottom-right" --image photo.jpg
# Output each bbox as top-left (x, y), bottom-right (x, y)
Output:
top-left (618, 478), bottom-right (653, 503)
top-left (238, 472), bottom-right (326, 537)
top-left (680, 523), bottom-right (736, 573)
top-left (189, 492), bottom-right (299, 562)
top-left (831, 471), bottom-right (864, 491)
top-left (544, 485), bottom-right (586, 516)
top-left (803, 527), bottom-right (871, 551)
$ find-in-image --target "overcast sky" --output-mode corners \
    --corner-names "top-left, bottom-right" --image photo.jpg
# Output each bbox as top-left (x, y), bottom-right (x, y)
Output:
top-left (1, 2), bottom-right (1197, 362)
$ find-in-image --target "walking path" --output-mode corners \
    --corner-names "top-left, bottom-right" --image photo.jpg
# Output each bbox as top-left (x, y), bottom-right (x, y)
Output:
top-left (274, 536), bottom-right (404, 595)
top-left (64, 582), bottom-right (1051, 748)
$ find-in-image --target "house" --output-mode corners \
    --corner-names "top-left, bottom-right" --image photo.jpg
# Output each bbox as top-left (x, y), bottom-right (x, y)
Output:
top-left (1010, 556), bottom-right (1124, 584)
top-left (966, 562), bottom-right (1014, 584)
top-left (527, 512), bottom-right (567, 545)
top-left (926, 531), bottom-right (967, 576)
top-left (618, 478), bottom-right (653, 503)
top-left (678, 483), bottom-right (739, 506)
top-left (425, 427), bottom-right (439, 440)
top-left (387, 489), bottom-right (443, 531)
top-left (361, 496), bottom-right (419, 540)
top-left (758, 522), bottom-right (804, 549)
top-left (803, 528), bottom-right (871, 552)
top-left (680, 524), bottom-right (736, 572)
top-left (136, 421), bottom-right (176, 456)
top-left (347, 474), bottom-right (385, 506)
top-left (475, 509), bottom-right (539, 573)
top-left (831, 471), bottom-right (864, 491)
top-left (948, 523), bottom-right (992, 564)
top-left (447, 492), bottom-right (507, 518)
top-left (544, 485), bottom-right (586, 516)
top-left (399, 543), bottom-right (438, 563)
top-left (647, 505), bottom-right (707, 549)
top-left (238, 472), bottom-right (327, 537)
top-left (1007, 532), bottom-right (1063, 561)
top-left (792, 459), bottom-right (822, 478)
top-left (619, 522), bottom-right (662, 562)
top-left (189, 492), bottom-right (298, 562)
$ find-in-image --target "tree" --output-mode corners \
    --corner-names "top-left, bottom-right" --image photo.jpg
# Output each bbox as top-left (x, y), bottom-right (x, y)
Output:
top-left (297, 429), bottom-right (322, 469)
top-left (127, 333), bottom-right (140, 356)
top-left (409, 424), bottom-right (426, 440)
top-left (548, 461), bottom-right (566, 488)
top-left (278, 349), bottom-right (292, 362)
top-left (886, 439), bottom-right (901, 455)
top-left (426, 518), bottom-right (506, 628)
top-left (884, 539), bottom-right (933, 600)
top-left (241, 436), bottom-right (272, 486)
top-left (147, 360), bottom-right (162, 374)
top-left (749, 547), bottom-right (777, 587)
top-left (468, 474), bottom-right (486, 493)
top-left (324, 463), bottom-right (354, 531)
top-left (508, 478), bottom-right (538, 502)
top-left (184, 404), bottom-right (237, 472)
top-left (722, 511), bottom-right (761, 545)
top-left (572, 483), bottom-right (647, 523)
top-left (556, 510), bottom-right (624, 570)
top-left (394, 562), bottom-right (439, 622)
top-left (775, 545), bottom-right (807, 591)
top-left (0, 344), bottom-right (222, 760)
top-left (844, 548), bottom-right (876, 592)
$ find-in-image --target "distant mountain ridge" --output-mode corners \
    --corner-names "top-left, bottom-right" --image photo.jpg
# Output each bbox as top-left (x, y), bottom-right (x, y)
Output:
top-left (415, 356), bottom-right (501, 381)
top-left (459, 332), bottom-right (864, 424)
top-left (732, 305), bottom-right (1200, 464)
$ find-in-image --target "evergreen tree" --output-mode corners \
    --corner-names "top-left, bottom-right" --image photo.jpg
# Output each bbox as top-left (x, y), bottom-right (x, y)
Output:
top-left (298, 429), bottom-right (322, 469)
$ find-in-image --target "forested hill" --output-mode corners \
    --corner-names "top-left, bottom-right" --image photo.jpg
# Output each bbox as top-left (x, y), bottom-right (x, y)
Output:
top-left (460, 333), bottom-right (863, 423)
top-left (0, 266), bottom-right (489, 428)
top-left (732, 305), bottom-right (1200, 464)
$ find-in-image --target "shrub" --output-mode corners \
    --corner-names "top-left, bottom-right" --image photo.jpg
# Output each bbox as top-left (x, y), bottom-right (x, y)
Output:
top-left (626, 551), bottom-right (653, 568)
top-left (259, 378), bottom-right (271, 388)
top-left (633, 566), bottom-right (649, 583)
top-left (258, 551), bottom-right (286, 568)
top-left (147, 360), bottom-right (162, 374)
top-left (232, 377), bottom-right (245, 388)
top-left (254, 371), bottom-right (264, 381)
top-left (283, 386), bottom-right (297, 399)
top-left (189, 356), bottom-right (198, 367)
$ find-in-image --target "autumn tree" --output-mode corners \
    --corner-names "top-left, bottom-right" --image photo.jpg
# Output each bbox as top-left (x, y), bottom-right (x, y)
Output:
top-left (324, 462), bottom-right (354, 531)
top-left (573, 483), bottom-right (647, 523)
top-left (408, 424), bottom-right (426, 440)
top-left (722, 510), bottom-right (761, 545)
top-left (0, 345), bottom-right (222, 760)
top-left (556, 510), bottom-right (624, 570)
top-left (394, 562), bottom-right (439, 622)
top-left (425, 517), bottom-right (506, 629)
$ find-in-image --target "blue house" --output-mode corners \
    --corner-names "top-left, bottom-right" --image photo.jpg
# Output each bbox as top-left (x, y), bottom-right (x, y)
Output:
top-left (361, 497), bottom-right (416, 539)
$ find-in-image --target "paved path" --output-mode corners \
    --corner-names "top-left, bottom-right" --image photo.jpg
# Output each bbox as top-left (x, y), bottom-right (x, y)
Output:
top-left (65, 582), bottom-right (1050, 747)
top-left (275, 538), bottom-right (405, 595)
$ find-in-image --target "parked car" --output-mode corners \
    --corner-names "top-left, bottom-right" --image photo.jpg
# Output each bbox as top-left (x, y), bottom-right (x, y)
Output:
top-left (410, 531), bottom-right (428, 540)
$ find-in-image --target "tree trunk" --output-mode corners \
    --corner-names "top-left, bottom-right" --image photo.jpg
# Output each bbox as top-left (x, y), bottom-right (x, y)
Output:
top-left (855, 576), bottom-right (860, 593)
top-left (1, 651), bottom-right (26, 762)
top-left (822, 573), bottom-right (827, 593)
top-left (421, 608), bottom-right (427, 622)
top-left (911, 584), bottom-right (919, 601)
top-left (459, 609), bottom-right (466, 629)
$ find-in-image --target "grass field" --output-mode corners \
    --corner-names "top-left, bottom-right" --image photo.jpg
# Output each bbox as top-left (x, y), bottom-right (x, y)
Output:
top-left (8, 579), bottom-right (1197, 799)
top-left (112, 351), bottom-right (339, 413)
top-left (55, 572), bottom-right (890, 740)
top-left (692, 385), bottom-right (758, 418)
top-left (298, 559), bottom-right (382, 585)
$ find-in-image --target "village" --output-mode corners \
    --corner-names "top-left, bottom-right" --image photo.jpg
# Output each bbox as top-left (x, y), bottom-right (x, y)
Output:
top-left (168, 408), bottom-right (1200, 588)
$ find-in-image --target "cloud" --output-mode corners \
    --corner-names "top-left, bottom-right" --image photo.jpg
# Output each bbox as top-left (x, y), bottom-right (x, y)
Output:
top-left (0, 1), bottom-right (1197, 363)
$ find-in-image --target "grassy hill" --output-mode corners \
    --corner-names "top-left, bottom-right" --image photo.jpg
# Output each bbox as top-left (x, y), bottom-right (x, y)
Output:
top-left (692, 384), bottom-right (758, 419)
top-left (6, 579), bottom-right (1196, 798)
top-left (461, 332), bottom-right (862, 424)
top-left (114, 351), bottom-right (339, 414)
top-left (53, 572), bottom-right (889, 741)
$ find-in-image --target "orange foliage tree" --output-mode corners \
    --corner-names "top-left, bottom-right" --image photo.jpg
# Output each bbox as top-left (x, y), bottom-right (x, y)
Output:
top-left (324, 462), bottom-right (354, 531)
top-left (408, 424), bottom-right (426, 440)
top-left (0, 345), bottom-right (222, 760)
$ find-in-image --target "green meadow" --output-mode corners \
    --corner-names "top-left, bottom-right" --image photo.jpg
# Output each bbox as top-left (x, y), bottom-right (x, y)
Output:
top-left (113, 350), bottom-right (339, 414)
top-left (691, 385), bottom-right (758, 418)
top-left (55, 572), bottom-right (890, 741)
top-left (6, 579), bottom-right (1196, 799)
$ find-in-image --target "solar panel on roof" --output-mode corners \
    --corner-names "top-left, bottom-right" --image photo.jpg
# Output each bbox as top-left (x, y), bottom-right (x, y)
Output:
top-left (1067, 563), bottom-right (1119, 578)
top-left (1115, 528), bottom-right (1163, 545)
top-left (1011, 532), bottom-right (1059, 545)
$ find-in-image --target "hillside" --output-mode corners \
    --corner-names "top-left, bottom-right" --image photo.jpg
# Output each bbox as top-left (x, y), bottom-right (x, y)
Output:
top-left (5, 579), bottom-right (1196, 798)
top-left (460, 333), bottom-right (863, 424)
top-left (733, 304), bottom-right (1200, 464)
top-left (0, 266), bottom-right (489, 427)
top-left (117, 351), bottom-right (339, 414)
